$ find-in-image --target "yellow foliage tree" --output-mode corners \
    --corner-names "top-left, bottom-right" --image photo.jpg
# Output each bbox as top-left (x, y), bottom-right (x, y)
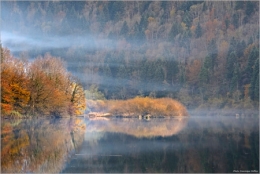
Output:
top-left (69, 82), bottom-right (86, 115)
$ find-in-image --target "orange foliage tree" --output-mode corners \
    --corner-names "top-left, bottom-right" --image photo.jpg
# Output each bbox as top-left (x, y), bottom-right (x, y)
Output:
top-left (1, 47), bottom-right (86, 117)
top-left (27, 53), bottom-right (86, 116)
top-left (1, 47), bottom-right (30, 115)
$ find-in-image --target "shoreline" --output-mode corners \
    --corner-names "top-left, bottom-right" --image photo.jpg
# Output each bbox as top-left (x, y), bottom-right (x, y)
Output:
top-left (87, 112), bottom-right (186, 118)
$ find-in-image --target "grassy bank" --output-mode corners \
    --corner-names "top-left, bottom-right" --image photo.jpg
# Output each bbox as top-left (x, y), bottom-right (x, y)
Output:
top-left (87, 97), bottom-right (188, 117)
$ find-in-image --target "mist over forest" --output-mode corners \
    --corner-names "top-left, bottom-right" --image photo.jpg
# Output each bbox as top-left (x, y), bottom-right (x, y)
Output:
top-left (1, 1), bottom-right (259, 111)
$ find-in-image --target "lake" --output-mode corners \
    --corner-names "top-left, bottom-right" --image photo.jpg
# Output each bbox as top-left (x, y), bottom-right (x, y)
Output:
top-left (1, 114), bottom-right (259, 173)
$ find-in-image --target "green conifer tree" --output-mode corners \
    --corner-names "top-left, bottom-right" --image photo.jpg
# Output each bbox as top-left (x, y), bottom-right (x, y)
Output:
top-left (207, 39), bottom-right (218, 70)
top-left (169, 23), bottom-right (181, 42)
top-left (231, 63), bottom-right (240, 92)
top-left (246, 47), bottom-right (259, 82)
top-left (199, 66), bottom-right (209, 84)
top-left (249, 58), bottom-right (259, 101)
top-left (228, 37), bottom-right (237, 55)
top-left (246, 1), bottom-right (255, 16)
top-left (226, 52), bottom-right (237, 81)
top-left (195, 23), bottom-right (202, 38)
top-left (120, 21), bottom-right (129, 36)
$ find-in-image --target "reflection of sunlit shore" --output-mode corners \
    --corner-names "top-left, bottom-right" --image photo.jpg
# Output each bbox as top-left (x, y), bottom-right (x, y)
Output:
top-left (85, 117), bottom-right (189, 138)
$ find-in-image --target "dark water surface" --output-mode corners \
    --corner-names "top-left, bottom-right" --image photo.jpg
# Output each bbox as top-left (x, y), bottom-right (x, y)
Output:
top-left (1, 115), bottom-right (259, 173)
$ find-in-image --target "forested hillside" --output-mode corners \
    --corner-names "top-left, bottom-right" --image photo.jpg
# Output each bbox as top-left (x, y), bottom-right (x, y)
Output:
top-left (1, 1), bottom-right (259, 110)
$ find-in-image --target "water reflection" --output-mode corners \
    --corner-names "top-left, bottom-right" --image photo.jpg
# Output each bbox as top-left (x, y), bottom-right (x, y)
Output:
top-left (62, 116), bottom-right (259, 173)
top-left (1, 118), bottom-right (85, 173)
top-left (85, 117), bottom-right (188, 138)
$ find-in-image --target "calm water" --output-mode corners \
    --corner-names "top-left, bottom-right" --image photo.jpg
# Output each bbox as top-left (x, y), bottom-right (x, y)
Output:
top-left (1, 114), bottom-right (259, 173)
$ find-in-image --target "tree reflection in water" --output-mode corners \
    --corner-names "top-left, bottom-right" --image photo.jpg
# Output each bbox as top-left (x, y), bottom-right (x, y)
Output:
top-left (62, 116), bottom-right (258, 173)
top-left (1, 118), bottom-right (85, 173)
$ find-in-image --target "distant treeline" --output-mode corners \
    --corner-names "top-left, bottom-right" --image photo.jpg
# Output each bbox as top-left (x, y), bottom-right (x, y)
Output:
top-left (1, 1), bottom-right (259, 109)
top-left (1, 47), bottom-right (86, 117)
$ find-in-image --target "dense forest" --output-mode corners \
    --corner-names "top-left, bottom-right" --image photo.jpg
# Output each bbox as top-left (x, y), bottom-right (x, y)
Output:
top-left (1, 1), bottom-right (259, 112)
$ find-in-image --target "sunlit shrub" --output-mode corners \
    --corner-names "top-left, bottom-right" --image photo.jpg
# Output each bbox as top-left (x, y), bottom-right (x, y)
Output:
top-left (87, 97), bottom-right (188, 116)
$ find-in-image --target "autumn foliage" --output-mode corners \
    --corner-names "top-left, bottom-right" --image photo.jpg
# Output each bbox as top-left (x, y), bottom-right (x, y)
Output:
top-left (87, 97), bottom-right (188, 116)
top-left (1, 47), bottom-right (86, 117)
